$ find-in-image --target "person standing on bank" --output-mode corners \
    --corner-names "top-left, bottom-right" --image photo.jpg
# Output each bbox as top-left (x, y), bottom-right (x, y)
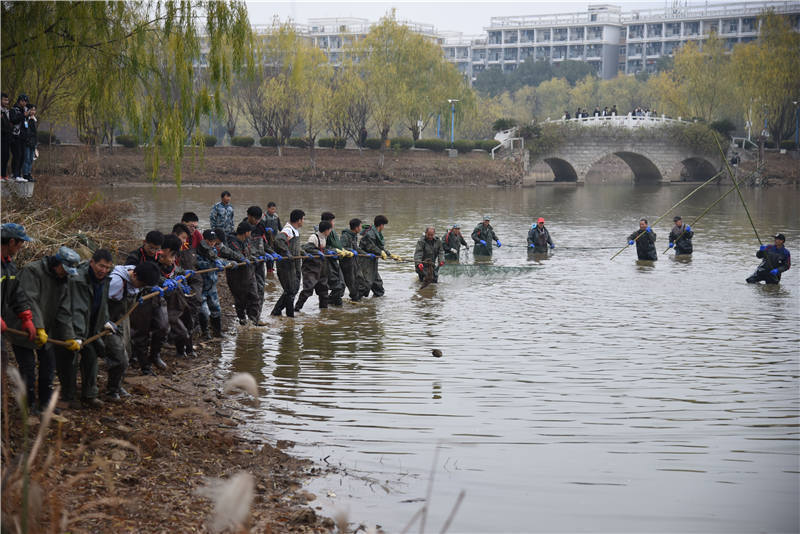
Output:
top-left (8, 94), bottom-right (29, 181)
top-left (443, 224), bottom-right (468, 261)
top-left (472, 216), bottom-right (500, 257)
top-left (746, 233), bottom-right (790, 284)
top-left (10, 246), bottom-right (79, 413)
top-left (271, 209), bottom-right (304, 317)
top-left (628, 218), bottom-right (657, 261)
top-left (414, 227), bottom-right (445, 283)
top-left (210, 190), bottom-right (234, 244)
top-left (668, 216), bottom-right (693, 255)
top-left (527, 217), bottom-right (555, 253)
top-left (61, 249), bottom-right (115, 409)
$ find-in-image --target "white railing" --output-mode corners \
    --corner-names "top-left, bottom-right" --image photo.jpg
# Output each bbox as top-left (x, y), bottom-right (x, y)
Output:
top-left (544, 114), bottom-right (692, 129)
top-left (731, 136), bottom-right (759, 151)
top-left (491, 137), bottom-right (524, 160)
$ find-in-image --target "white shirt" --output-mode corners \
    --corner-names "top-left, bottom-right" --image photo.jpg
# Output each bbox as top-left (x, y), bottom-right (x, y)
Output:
top-left (281, 222), bottom-right (300, 239)
top-left (108, 265), bottom-right (138, 301)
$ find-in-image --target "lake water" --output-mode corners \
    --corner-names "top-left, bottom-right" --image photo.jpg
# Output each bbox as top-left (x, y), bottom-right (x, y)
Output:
top-left (111, 183), bottom-right (799, 533)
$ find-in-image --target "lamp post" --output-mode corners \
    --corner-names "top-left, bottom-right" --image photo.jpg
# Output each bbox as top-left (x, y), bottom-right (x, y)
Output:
top-left (448, 99), bottom-right (459, 147)
top-left (793, 100), bottom-right (799, 150)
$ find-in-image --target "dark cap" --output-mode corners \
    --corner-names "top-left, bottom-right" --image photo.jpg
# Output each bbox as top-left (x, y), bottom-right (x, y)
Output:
top-left (202, 229), bottom-right (217, 241)
top-left (673, 216), bottom-right (682, 222)
top-left (773, 233), bottom-right (786, 241)
top-left (17, 94), bottom-right (29, 103)
top-left (236, 221), bottom-right (252, 235)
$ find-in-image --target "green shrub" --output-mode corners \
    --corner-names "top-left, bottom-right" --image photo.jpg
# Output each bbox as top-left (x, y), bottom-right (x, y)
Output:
top-left (390, 137), bottom-right (413, 150)
top-left (453, 140), bottom-right (475, 153)
top-left (477, 139), bottom-right (501, 152)
top-left (318, 137), bottom-right (347, 149)
top-left (231, 136), bottom-right (255, 147)
top-left (364, 138), bottom-right (383, 150)
top-left (116, 134), bottom-right (138, 148)
top-left (287, 137), bottom-right (308, 148)
top-left (37, 130), bottom-right (58, 145)
top-left (518, 124), bottom-right (540, 139)
top-left (780, 139), bottom-right (797, 150)
top-left (259, 136), bottom-right (278, 147)
top-left (492, 118), bottom-right (517, 131)
top-left (414, 138), bottom-right (447, 152)
top-left (202, 134), bottom-right (217, 147)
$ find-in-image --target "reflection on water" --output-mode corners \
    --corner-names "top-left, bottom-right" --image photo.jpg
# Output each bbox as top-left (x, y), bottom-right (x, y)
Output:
top-left (112, 183), bottom-right (799, 533)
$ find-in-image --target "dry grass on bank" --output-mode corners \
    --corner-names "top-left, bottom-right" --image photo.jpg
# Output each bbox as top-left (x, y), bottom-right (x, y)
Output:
top-left (1, 184), bottom-right (136, 264)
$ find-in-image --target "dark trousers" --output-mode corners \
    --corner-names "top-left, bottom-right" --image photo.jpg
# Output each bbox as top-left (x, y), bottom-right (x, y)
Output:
top-left (10, 137), bottom-right (24, 178)
top-left (55, 343), bottom-right (100, 400)
top-left (341, 258), bottom-right (367, 300)
top-left (1, 135), bottom-right (10, 177)
top-left (254, 262), bottom-right (266, 315)
top-left (327, 259), bottom-right (345, 302)
top-left (131, 298), bottom-right (169, 369)
top-left (746, 268), bottom-right (780, 284)
top-left (11, 344), bottom-right (55, 409)
top-left (227, 270), bottom-right (260, 321)
top-left (271, 269), bottom-right (299, 317)
top-left (54, 347), bottom-right (78, 401)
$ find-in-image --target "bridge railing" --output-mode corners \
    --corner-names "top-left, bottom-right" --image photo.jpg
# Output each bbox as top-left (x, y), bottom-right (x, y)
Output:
top-left (543, 114), bottom-right (692, 129)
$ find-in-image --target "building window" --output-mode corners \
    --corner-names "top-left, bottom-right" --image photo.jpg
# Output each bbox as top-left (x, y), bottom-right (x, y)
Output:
top-left (741, 18), bottom-right (756, 32)
top-left (570, 27), bottom-right (584, 40)
top-left (489, 50), bottom-right (501, 61)
top-left (488, 31), bottom-right (502, 45)
top-left (723, 18), bottom-right (738, 33)
top-left (587, 26), bottom-right (603, 40)
top-left (586, 44), bottom-right (602, 58)
top-left (629, 24), bottom-right (644, 39)
top-left (569, 45), bottom-right (584, 59)
top-left (503, 63), bottom-right (517, 72)
top-left (647, 23), bottom-right (662, 37)
top-left (537, 29), bottom-right (551, 42)
top-left (552, 45), bottom-right (566, 59)
top-left (521, 30), bottom-right (535, 43)
top-left (520, 47), bottom-right (534, 60)
top-left (504, 31), bottom-right (518, 44)
top-left (553, 28), bottom-right (567, 42)
top-left (684, 21), bottom-right (700, 36)
top-left (629, 43), bottom-right (643, 56)
top-left (535, 47), bottom-right (549, 60)
top-left (666, 22), bottom-right (680, 37)
top-left (504, 48), bottom-right (518, 60)
top-left (646, 42), bottom-right (662, 56)
top-left (664, 41), bottom-right (679, 55)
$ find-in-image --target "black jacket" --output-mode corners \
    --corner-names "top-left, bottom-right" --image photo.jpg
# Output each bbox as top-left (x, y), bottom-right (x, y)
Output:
top-left (628, 228), bottom-right (657, 260)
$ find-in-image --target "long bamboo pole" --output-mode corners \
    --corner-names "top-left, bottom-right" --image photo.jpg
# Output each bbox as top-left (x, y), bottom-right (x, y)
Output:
top-left (609, 168), bottom-right (726, 261)
top-left (714, 134), bottom-right (762, 245)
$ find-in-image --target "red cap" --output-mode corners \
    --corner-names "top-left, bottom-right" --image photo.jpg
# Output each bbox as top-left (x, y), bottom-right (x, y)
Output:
top-left (537, 217), bottom-right (545, 223)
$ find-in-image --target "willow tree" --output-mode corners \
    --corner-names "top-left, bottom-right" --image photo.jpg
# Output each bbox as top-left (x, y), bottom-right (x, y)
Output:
top-left (325, 61), bottom-right (371, 149)
top-left (1, 1), bottom-right (252, 183)
top-left (731, 11), bottom-right (800, 145)
top-left (648, 33), bottom-right (733, 122)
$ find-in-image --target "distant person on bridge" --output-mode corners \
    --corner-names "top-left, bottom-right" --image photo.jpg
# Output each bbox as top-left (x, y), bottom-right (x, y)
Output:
top-left (668, 216), bottom-right (693, 255)
top-left (628, 218), bottom-right (657, 261)
top-left (472, 216), bottom-right (500, 257)
top-left (527, 218), bottom-right (555, 253)
top-left (443, 224), bottom-right (468, 261)
top-left (746, 234), bottom-right (790, 285)
top-left (563, 111), bottom-right (571, 120)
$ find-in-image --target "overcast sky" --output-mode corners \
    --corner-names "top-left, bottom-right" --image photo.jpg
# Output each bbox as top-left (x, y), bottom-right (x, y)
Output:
top-left (246, 0), bottom-right (723, 35)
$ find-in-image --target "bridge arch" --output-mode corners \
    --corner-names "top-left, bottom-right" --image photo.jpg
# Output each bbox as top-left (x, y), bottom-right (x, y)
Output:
top-left (542, 157), bottom-right (578, 182)
top-left (674, 156), bottom-right (719, 182)
top-left (612, 151), bottom-right (663, 183)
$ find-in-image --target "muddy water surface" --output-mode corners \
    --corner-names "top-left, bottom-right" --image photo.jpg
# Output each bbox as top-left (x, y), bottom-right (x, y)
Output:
top-left (114, 183), bottom-right (799, 533)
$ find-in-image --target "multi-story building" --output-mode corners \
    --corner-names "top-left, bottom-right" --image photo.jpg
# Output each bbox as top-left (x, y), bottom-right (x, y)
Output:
top-left (472, 4), bottom-right (624, 80)
top-left (620, 0), bottom-right (799, 74)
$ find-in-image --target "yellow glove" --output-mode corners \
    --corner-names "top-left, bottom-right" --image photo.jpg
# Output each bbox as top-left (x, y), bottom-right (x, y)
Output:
top-left (65, 339), bottom-right (83, 352)
top-left (336, 248), bottom-right (347, 258)
top-left (380, 251), bottom-right (388, 260)
top-left (34, 328), bottom-right (48, 347)
top-left (345, 249), bottom-right (354, 258)
top-left (390, 254), bottom-right (402, 261)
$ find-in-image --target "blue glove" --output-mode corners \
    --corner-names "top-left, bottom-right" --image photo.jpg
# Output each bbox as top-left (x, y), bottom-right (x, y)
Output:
top-left (759, 245), bottom-right (767, 252)
top-left (628, 240), bottom-right (635, 245)
top-left (479, 239), bottom-right (486, 246)
top-left (550, 244), bottom-right (555, 249)
top-left (368, 253), bottom-right (376, 258)
top-left (668, 242), bottom-right (674, 248)
top-left (266, 228), bottom-right (273, 233)
top-left (350, 249), bottom-right (358, 256)
top-left (181, 283), bottom-right (192, 295)
top-left (273, 253), bottom-right (282, 261)
top-left (163, 279), bottom-right (177, 292)
top-left (183, 270), bottom-right (194, 277)
top-left (685, 225), bottom-right (691, 232)
top-left (770, 268), bottom-right (779, 276)
top-left (215, 259), bottom-right (225, 268)
top-left (495, 240), bottom-right (501, 248)
top-left (528, 244), bottom-right (535, 248)
top-left (646, 226), bottom-right (652, 232)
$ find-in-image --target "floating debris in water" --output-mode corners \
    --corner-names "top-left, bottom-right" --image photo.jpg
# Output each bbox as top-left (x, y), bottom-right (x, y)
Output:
top-left (432, 349), bottom-right (443, 358)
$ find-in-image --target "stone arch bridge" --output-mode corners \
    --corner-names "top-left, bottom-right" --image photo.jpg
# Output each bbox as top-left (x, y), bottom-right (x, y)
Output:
top-left (513, 116), bottom-right (724, 185)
